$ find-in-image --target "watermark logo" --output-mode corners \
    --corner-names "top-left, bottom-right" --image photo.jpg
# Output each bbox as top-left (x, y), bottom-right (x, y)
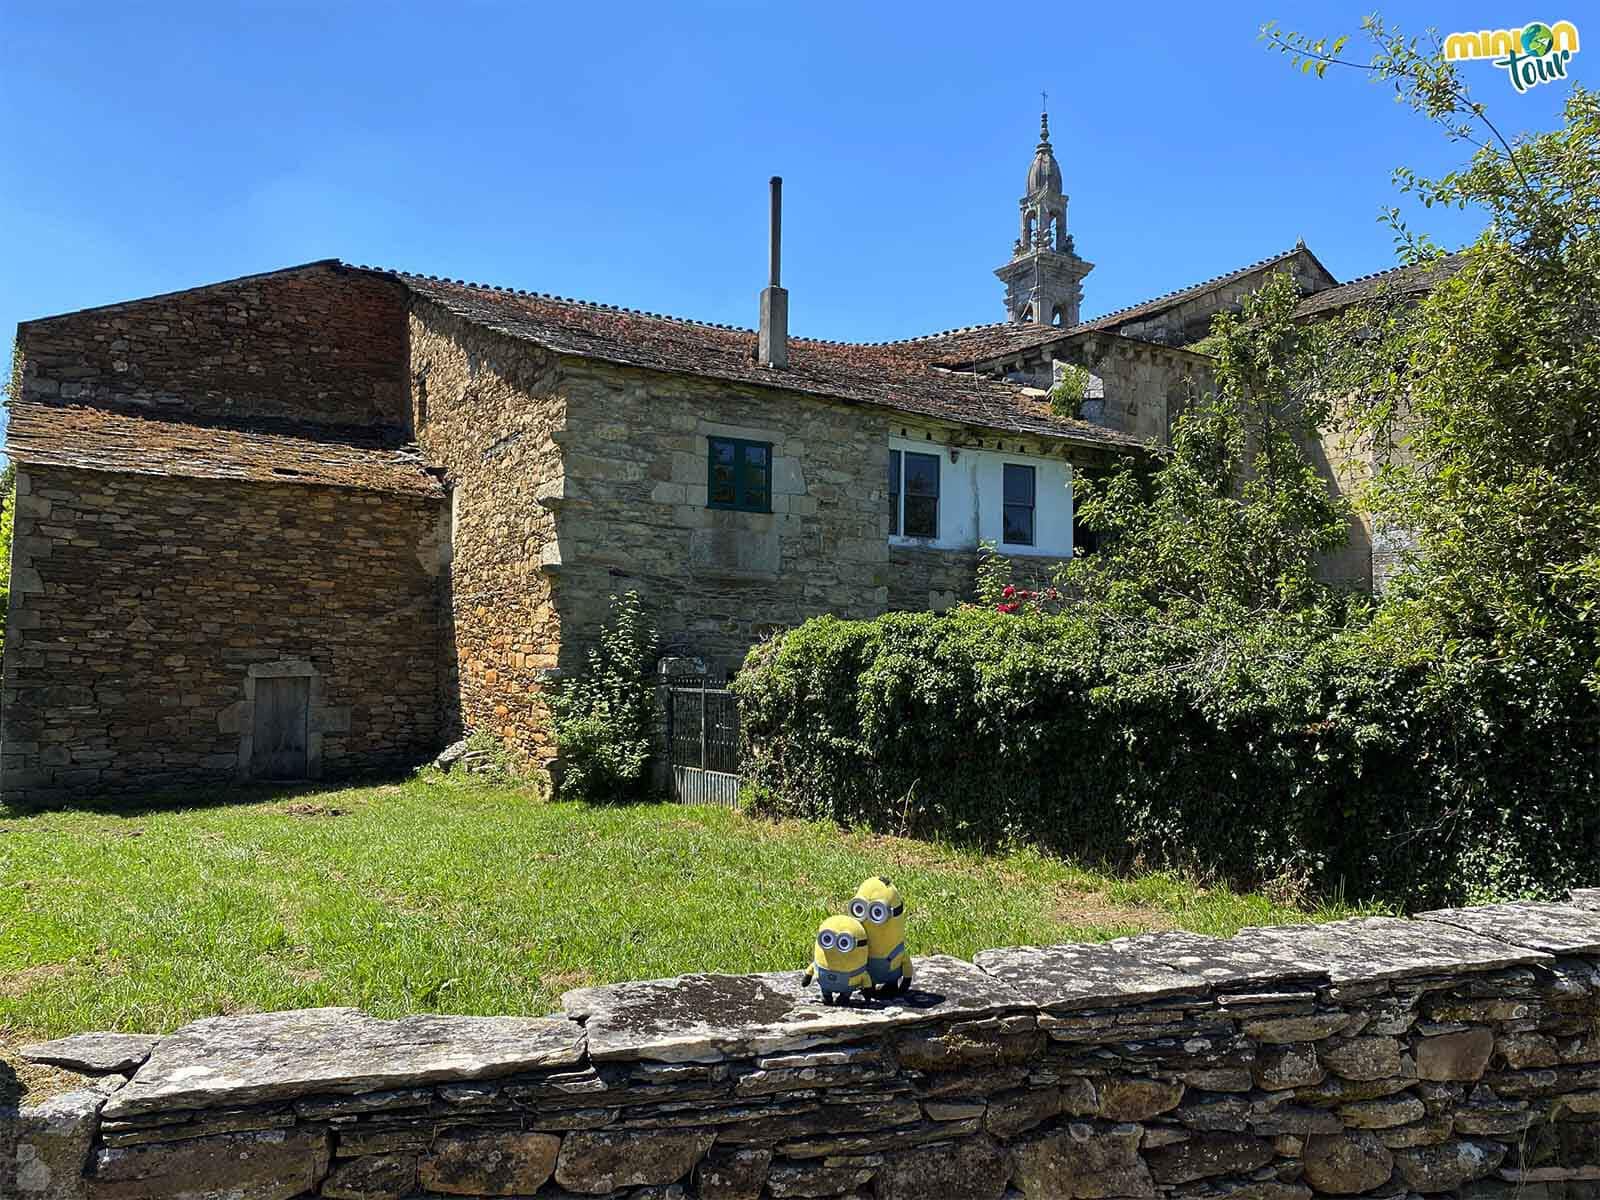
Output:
top-left (1444, 20), bottom-right (1580, 92)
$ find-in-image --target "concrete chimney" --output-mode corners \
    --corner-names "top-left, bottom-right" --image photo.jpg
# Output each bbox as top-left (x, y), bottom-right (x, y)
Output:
top-left (758, 176), bottom-right (788, 369)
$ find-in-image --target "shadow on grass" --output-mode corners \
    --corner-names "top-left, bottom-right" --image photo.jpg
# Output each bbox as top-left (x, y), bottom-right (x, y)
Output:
top-left (0, 769), bottom-right (421, 821)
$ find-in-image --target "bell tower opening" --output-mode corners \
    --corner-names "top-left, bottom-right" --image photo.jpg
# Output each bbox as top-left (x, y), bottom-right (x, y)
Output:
top-left (994, 102), bottom-right (1095, 327)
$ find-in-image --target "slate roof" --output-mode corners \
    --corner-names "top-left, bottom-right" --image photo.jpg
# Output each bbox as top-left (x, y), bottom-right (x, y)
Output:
top-left (369, 268), bottom-right (1146, 450)
top-left (1291, 254), bottom-right (1467, 320)
top-left (4, 401), bottom-right (443, 497)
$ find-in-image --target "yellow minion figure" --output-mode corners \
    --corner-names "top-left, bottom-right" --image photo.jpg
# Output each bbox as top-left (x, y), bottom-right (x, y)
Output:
top-left (849, 877), bottom-right (912, 995)
top-left (801, 914), bottom-right (872, 1005)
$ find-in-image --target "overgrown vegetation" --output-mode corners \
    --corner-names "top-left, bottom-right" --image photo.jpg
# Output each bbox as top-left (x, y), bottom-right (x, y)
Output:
top-left (737, 28), bottom-right (1600, 907)
top-left (549, 591), bottom-right (658, 802)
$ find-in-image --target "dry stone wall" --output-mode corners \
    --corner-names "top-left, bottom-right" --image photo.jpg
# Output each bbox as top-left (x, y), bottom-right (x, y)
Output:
top-left (10, 895), bottom-right (1600, 1199)
top-left (0, 466), bottom-right (446, 805)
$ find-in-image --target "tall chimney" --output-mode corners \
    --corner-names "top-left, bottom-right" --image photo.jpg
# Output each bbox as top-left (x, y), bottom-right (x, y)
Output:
top-left (758, 176), bottom-right (788, 369)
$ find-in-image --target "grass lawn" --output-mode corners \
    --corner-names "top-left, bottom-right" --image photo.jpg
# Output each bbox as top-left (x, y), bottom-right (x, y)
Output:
top-left (0, 773), bottom-right (1370, 1096)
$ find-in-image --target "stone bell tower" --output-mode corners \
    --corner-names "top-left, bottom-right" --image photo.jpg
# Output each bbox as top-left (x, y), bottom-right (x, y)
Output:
top-left (995, 107), bottom-right (1094, 326)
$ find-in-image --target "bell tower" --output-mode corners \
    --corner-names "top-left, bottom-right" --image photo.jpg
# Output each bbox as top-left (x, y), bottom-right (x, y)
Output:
top-left (995, 105), bottom-right (1094, 326)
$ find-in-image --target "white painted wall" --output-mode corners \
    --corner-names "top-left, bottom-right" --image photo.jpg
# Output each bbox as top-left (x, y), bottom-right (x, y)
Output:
top-left (887, 435), bottom-right (1073, 558)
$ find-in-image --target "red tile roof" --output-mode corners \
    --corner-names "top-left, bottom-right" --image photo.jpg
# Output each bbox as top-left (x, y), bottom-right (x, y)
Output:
top-left (4, 401), bottom-right (442, 497)
top-left (838, 246), bottom-right (1328, 367)
top-left (365, 268), bottom-right (1147, 450)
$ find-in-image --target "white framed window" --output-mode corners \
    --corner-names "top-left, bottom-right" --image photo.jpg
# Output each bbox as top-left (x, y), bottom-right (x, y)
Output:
top-left (1002, 464), bottom-right (1036, 546)
top-left (888, 448), bottom-right (940, 539)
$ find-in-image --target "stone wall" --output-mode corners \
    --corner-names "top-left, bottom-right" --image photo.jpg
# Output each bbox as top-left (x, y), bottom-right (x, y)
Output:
top-left (409, 304), bottom-right (567, 770)
top-left (11, 895), bottom-right (1600, 1199)
top-left (16, 262), bottom-right (411, 431)
top-left (887, 547), bottom-right (1072, 614)
top-left (0, 466), bottom-right (446, 806)
top-left (551, 358), bottom-right (891, 677)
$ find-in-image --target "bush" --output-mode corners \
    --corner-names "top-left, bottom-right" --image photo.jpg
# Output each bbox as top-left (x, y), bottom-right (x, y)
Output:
top-left (733, 607), bottom-right (1599, 907)
top-left (550, 592), bottom-right (657, 802)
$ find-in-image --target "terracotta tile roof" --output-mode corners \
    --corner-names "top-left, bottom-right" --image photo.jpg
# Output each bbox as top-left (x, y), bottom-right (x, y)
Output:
top-left (854, 246), bottom-right (1328, 367)
top-left (4, 400), bottom-right (443, 497)
top-left (362, 267), bottom-right (1146, 450)
top-left (1291, 254), bottom-right (1467, 320)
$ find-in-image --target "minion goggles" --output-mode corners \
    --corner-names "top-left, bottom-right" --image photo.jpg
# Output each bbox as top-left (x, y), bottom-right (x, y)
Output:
top-left (848, 898), bottom-right (905, 925)
top-left (817, 929), bottom-right (861, 952)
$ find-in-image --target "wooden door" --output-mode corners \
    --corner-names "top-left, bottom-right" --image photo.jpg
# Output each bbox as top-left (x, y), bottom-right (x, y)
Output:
top-left (252, 676), bottom-right (310, 780)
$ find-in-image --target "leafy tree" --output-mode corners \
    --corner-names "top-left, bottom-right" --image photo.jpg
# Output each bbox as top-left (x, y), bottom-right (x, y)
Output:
top-left (1065, 269), bottom-right (1352, 622)
top-left (1265, 20), bottom-right (1600, 704)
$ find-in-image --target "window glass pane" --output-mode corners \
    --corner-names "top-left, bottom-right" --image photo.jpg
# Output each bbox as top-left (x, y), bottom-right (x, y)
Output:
top-left (904, 452), bottom-right (939, 497)
top-left (904, 495), bottom-right (938, 539)
top-left (888, 451), bottom-right (900, 536)
top-left (710, 464), bottom-right (737, 506)
top-left (1003, 464), bottom-right (1035, 505)
top-left (1003, 503), bottom-right (1035, 546)
top-left (708, 437), bottom-right (772, 511)
top-left (740, 443), bottom-right (770, 511)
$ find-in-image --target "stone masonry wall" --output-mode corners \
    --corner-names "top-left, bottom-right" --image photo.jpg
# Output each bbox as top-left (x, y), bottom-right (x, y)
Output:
top-left (17, 262), bottom-right (411, 431)
top-left (0, 465), bottom-right (446, 806)
top-left (9, 894), bottom-right (1600, 1199)
top-left (408, 304), bottom-right (566, 771)
top-left (887, 547), bottom-right (1072, 614)
top-left (551, 358), bottom-right (891, 677)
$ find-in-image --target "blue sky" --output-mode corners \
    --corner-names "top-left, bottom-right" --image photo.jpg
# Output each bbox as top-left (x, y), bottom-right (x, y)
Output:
top-left (1, 2), bottom-right (1590, 362)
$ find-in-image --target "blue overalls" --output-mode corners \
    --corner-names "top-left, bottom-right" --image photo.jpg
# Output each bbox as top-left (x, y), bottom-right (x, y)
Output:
top-left (813, 965), bottom-right (866, 1003)
top-left (866, 942), bottom-right (908, 990)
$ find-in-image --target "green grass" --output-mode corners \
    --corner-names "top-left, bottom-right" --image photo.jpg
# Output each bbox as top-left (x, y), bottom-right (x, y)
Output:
top-left (0, 775), bottom-right (1369, 1042)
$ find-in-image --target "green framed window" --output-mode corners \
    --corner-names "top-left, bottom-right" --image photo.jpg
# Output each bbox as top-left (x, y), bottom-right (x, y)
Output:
top-left (707, 437), bottom-right (772, 512)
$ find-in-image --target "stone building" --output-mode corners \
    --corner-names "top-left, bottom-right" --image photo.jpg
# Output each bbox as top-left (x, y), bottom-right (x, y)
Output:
top-left (2, 113), bottom-right (1447, 802)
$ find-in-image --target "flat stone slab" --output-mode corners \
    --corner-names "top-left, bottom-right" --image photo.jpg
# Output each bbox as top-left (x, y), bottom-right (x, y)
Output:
top-left (21, 1032), bottom-right (161, 1075)
top-left (1419, 902), bottom-right (1600, 955)
top-left (1228, 917), bottom-right (1548, 986)
top-left (564, 954), bottom-right (1027, 1062)
top-left (1119, 930), bottom-right (1331, 992)
top-left (972, 938), bottom-right (1211, 1010)
top-left (105, 1007), bottom-right (585, 1118)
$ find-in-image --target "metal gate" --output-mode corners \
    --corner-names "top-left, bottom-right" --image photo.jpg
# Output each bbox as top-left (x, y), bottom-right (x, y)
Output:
top-left (666, 678), bottom-right (741, 807)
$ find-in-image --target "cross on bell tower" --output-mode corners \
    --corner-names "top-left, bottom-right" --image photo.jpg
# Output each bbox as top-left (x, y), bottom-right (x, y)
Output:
top-left (994, 104), bottom-right (1094, 326)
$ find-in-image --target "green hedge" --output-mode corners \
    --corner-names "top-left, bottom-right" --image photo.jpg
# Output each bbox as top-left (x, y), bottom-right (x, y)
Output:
top-left (733, 608), bottom-right (1600, 907)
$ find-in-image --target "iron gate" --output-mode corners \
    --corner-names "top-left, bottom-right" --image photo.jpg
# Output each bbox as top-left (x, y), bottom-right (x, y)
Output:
top-left (666, 678), bottom-right (741, 807)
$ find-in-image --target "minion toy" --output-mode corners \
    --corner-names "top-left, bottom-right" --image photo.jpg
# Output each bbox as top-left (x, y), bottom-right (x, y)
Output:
top-left (801, 915), bottom-right (873, 1005)
top-left (849, 877), bottom-right (912, 996)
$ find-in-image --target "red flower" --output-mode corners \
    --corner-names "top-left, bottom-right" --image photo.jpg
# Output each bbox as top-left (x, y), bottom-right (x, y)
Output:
top-left (1001, 585), bottom-right (1016, 598)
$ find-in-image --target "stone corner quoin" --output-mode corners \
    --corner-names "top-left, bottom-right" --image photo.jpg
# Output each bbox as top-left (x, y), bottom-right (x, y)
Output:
top-left (7, 895), bottom-right (1600, 1199)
